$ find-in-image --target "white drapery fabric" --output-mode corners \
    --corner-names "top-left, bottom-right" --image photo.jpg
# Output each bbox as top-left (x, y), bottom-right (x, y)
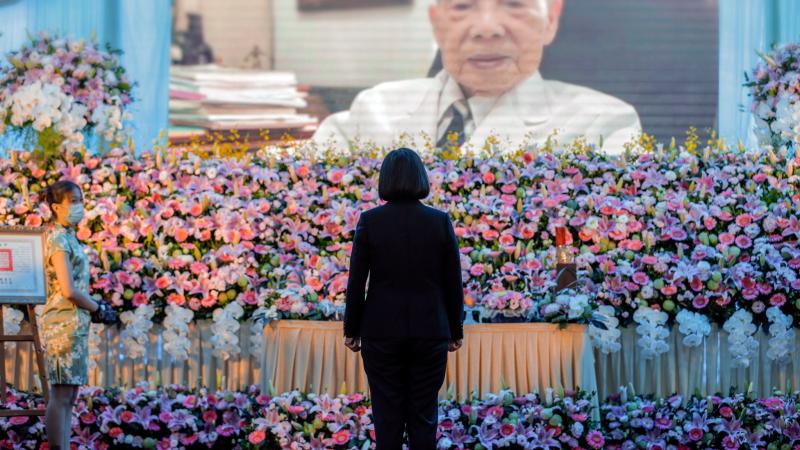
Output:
top-left (5, 320), bottom-right (800, 401)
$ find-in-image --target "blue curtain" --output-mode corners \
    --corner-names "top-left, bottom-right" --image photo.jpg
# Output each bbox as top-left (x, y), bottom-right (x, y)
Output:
top-left (718, 0), bottom-right (800, 147)
top-left (0, 0), bottom-right (171, 154)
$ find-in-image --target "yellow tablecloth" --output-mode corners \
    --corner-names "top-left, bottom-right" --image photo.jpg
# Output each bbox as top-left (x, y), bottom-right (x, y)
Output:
top-left (260, 321), bottom-right (598, 408)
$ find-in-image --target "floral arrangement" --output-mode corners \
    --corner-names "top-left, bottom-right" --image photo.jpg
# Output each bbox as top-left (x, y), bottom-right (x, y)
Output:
top-left (0, 32), bottom-right (134, 161)
top-left (8, 384), bottom-right (800, 449)
top-left (0, 384), bottom-right (598, 450)
top-left (747, 42), bottom-right (800, 153)
top-left (602, 387), bottom-right (800, 449)
top-left (2, 131), bottom-right (800, 359)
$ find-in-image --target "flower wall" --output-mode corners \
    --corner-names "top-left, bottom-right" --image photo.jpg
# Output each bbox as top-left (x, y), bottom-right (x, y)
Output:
top-left (5, 384), bottom-right (800, 449)
top-left (2, 133), bottom-right (800, 334)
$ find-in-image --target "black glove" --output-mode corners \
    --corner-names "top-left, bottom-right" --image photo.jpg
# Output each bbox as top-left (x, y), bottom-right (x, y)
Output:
top-left (91, 301), bottom-right (119, 325)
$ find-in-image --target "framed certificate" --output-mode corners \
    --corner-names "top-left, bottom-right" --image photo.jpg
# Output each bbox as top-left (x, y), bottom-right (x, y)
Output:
top-left (0, 226), bottom-right (47, 304)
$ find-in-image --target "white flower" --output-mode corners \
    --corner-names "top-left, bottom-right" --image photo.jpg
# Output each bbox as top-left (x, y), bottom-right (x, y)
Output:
top-left (88, 323), bottom-right (105, 370)
top-left (589, 305), bottom-right (621, 354)
top-left (634, 306), bottom-right (670, 359)
top-left (676, 309), bottom-right (711, 347)
top-left (766, 306), bottom-right (794, 364)
top-left (723, 309), bottom-right (759, 368)
top-left (163, 303), bottom-right (193, 361)
top-left (447, 171), bottom-right (460, 183)
top-left (211, 302), bottom-right (244, 360)
top-left (249, 306), bottom-right (278, 364)
top-left (567, 294), bottom-right (589, 320)
top-left (2, 306), bottom-right (23, 335)
top-left (119, 305), bottom-right (155, 359)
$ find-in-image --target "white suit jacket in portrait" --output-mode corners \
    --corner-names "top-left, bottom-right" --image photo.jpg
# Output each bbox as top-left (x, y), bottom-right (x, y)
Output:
top-left (312, 70), bottom-right (642, 155)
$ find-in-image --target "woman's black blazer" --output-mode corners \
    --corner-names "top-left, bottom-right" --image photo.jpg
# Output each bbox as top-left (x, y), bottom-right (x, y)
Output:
top-left (343, 200), bottom-right (464, 340)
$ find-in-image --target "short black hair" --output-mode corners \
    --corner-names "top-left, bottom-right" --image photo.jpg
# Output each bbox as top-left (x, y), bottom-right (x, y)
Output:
top-left (43, 180), bottom-right (82, 209)
top-left (378, 148), bottom-right (430, 202)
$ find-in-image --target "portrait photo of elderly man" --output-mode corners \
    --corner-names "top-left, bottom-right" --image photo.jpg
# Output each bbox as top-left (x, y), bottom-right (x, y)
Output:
top-left (312, 0), bottom-right (642, 154)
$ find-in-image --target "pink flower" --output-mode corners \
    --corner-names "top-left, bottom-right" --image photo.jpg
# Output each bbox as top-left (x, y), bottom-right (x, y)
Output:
top-left (632, 272), bottom-right (650, 285)
top-left (735, 235), bottom-right (752, 249)
top-left (155, 275), bottom-right (171, 290)
top-left (482, 171), bottom-right (496, 184)
top-left (642, 255), bottom-right (658, 265)
top-left (120, 410), bottom-right (134, 423)
top-left (167, 293), bottom-right (185, 306)
top-left (693, 295), bottom-right (709, 309)
top-left (287, 405), bottom-right (305, 415)
top-left (760, 397), bottom-right (785, 410)
top-left (25, 214), bottom-right (43, 227)
top-left (470, 264), bottom-right (485, 277)
top-left (499, 234), bottom-right (515, 246)
top-left (722, 435), bottom-right (740, 449)
top-left (131, 292), bottom-right (148, 307)
top-left (482, 229), bottom-right (499, 241)
top-left (79, 411), bottom-right (96, 425)
top-left (499, 423), bottom-right (515, 437)
top-left (189, 203), bottom-right (204, 216)
top-left (76, 227), bottom-right (92, 240)
top-left (719, 406), bottom-right (733, 418)
top-left (736, 214), bottom-right (752, 227)
top-left (332, 430), bottom-right (350, 445)
top-left (203, 410), bottom-right (217, 423)
top-left (654, 416), bottom-right (671, 430)
top-left (9, 416), bottom-right (28, 425)
top-left (248, 430), bottom-right (266, 444)
top-left (770, 293), bottom-right (787, 306)
top-left (660, 286), bottom-right (677, 296)
top-left (182, 395), bottom-right (197, 408)
top-left (719, 233), bottom-right (735, 246)
top-left (439, 419), bottom-right (454, 430)
top-left (327, 169), bottom-right (344, 184)
top-left (586, 430), bottom-right (605, 449)
top-left (687, 427), bottom-right (704, 441)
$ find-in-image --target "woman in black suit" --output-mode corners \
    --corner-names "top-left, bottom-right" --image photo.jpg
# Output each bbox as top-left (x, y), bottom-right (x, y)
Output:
top-left (343, 148), bottom-right (464, 450)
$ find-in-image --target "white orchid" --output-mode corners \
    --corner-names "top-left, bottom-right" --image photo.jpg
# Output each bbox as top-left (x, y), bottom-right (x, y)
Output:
top-left (119, 304), bottom-right (155, 359)
top-left (163, 303), bottom-right (194, 361)
top-left (634, 306), bottom-right (670, 359)
top-left (723, 309), bottom-right (759, 368)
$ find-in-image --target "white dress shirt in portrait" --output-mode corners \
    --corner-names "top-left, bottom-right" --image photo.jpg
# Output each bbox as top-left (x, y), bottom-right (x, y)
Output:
top-left (314, 70), bottom-right (642, 155)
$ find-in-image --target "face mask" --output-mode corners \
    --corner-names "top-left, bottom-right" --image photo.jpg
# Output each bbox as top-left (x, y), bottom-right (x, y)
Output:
top-left (66, 204), bottom-right (84, 225)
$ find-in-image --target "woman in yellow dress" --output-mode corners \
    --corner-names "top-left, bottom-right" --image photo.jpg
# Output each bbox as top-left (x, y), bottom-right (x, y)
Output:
top-left (41, 180), bottom-right (115, 450)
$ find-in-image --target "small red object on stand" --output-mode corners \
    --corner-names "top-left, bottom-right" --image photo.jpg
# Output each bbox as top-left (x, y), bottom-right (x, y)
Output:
top-left (555, 227), bottom-right (577, 292)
